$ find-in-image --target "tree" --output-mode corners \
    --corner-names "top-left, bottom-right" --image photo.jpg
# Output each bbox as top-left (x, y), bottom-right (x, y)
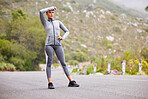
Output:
top-left (90, 55), bottom-right (96, 63)
top-left (12, 9), bottom-right (26, 20)
top-left (75, 51), bottom-right (88, 62)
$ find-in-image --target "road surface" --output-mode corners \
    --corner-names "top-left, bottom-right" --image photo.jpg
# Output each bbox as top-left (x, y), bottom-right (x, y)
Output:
top-left (0, 69), bottom-right (148, 99)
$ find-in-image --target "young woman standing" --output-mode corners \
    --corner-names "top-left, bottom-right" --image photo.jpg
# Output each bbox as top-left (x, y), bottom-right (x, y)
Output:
top-left (40, 6), bottom-right (79, 89)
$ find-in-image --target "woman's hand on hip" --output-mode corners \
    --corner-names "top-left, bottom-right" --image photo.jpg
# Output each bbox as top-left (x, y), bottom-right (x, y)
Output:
top-left (57, 35), bottom-right (62, 40)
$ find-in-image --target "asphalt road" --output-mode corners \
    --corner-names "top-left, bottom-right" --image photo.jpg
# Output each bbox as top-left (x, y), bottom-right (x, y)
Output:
top-left (0, 69), bottom-right (148, 99)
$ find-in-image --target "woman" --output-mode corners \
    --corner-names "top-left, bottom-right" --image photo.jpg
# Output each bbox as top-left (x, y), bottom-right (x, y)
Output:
top-left (40, 6), bottom-right (79, 89)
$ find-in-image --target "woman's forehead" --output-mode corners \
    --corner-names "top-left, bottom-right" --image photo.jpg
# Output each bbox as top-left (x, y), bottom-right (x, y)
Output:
top-left (48, 10), bottom-right (54, 13)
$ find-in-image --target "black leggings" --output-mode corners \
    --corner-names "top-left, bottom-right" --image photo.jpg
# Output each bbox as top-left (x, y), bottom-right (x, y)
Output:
top-left (44, 45), bottom-right (70, 78)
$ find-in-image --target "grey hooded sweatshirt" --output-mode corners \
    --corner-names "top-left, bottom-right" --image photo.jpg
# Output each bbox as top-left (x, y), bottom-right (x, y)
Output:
top-left (40, 7), bottom-right (69, 46)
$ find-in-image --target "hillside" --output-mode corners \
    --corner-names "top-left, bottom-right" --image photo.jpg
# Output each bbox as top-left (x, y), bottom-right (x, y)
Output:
top-left (0, 0), bottom-right (148, 72)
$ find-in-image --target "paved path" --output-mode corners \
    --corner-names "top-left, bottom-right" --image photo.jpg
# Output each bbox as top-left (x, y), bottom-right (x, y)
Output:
top-left (0, 69), bottom-right (148, 99)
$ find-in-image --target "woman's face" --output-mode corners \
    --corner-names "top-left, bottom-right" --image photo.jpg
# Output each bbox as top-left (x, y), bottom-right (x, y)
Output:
top-left (46, 10), bottom-right (54, 19)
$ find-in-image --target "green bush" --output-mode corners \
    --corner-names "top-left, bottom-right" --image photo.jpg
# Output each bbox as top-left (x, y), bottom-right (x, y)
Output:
top-left (69, 60), bottom-right (78, 66)
top-left (72, 68), bottom-right (77, 73)
top-left (145, 6), bottom-right (148, 12)
top-left (81, 46), bottom-right (88, 54)
top-left (0, 62), bottom-right (16, 71)
top-left (144, 28), bottom-right (148, 32)
top-left (62, 7), bottom-right (71, 12)
top-left (101, 39), bottom-right (113, 49)
top-left (96, 67), bottom-right (103, 72)
top-left (12, 9), bottom-right (26, 20)
top-left (90, 55), bottom-right (96, 63)
top-left (75, 51), bottom-right (88, 62)
top-left (141, 47), bottom-right (148, 62)
top-left (103, 70), bottom-right (108, 75)
top-left (106, 43), bottom-right (113, 49)
top-left (98, 56), bottom-right (107, 69)
top-left (53, 63), bottom-right (60, 67)
top-left (9, 57), bottom-right (24, 69)
top-left (112, 26), bottom-right (121, 33)
top-left (0, 53), bottom-right (4, 62)
top-left (79, 69), bottom-right (82, 73)
top-left (65, 54), bottom-right (71, 62)
top-left (126, 69), bottom-right (137, 75)
top-left (125, 59), bottom-right (139, 75)
top-left (72, 68), bottom-right (82, 73)
top-left (142, 60), bottom-right (148, 75)
top-left (94, 58), bottom-right (100, 65)
top-left (122, 50), bottom-right (136, 61)
top-left (110, 58), bottom-right (122, 71)
top-left (87, 64), bottom-right (94, 75)
top-left (6, 63), bottom-right (16, 71)
top-left (0, 64), bottom-right (4, 70)
top-left (111, 16), bottom-right (116, 20)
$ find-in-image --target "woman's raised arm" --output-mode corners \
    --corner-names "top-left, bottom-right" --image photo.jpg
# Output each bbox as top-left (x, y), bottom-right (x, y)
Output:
top-left (39, 7), bottom-right (55, 25)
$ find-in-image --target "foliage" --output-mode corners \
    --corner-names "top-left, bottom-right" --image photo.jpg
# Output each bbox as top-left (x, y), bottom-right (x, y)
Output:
top-left (137, 71), bottom-right (146, 75)
top-left (145, 6), bottom-right (148, 12)
top-left (53, 63), bottom-right (60, 67)
top-left (81, 46), bottom-right (88, 54)
top-left (14, 0), bottom-right (26, 2)
top-left (101, 39), bottom-right (113, 49)
top-left (90, 55), bottom-right (96, 63)
top-left (9, 57), bottom-right (24, 70)
top-left (62, 7), bottom-right (71, 12)
top-left (125, 59), bottom-right (138, 75)
top-left (0, 10), bottom-right (44, 71)
top-left (65, 53), bottom-right (71, 62)
top-left (112, 26), bottom-right (121, 33)
top-left (86, 64), bottom-right (94, 75)
top-left (109, 57), bottom-right (122, 71)
top-left (96, 66), bottom-right (103, 72)
top-left (111, 69), bottom-right (122, 75)
top-left (72, 68), bottom-right (77, 73)
top-left (98, 56), bottom-right (107, 69)
top-left (72, 68), bottom-right (82, 73)
top-left (122, 50), bottom-right (136, 61)
top-left (141, 47), bottom-right (148, 62)
top-left (0, 62), bottom-right (16, 71)
top-left (75, 51), bottom-right (88, 62)
top-left (69, 60), bottom-right (78, 66)
top-left (111, 16), bottom-right (116, 20)
top-left (103, 70), bottom-right (108, 75)
top-left (12, 9), bottom-right (26, 20)
top-left (0, 39), bottom-right (12, 60)
top-left (0, 0), bottom-right (148, 73)
top-left (144, 28), bottom-right (148, 32)
top-left (142, 60), bottom-right (148, 75)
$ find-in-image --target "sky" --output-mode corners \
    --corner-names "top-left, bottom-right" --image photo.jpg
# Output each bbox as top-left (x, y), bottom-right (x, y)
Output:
top-left (109, 0), bottom-right (148, 14)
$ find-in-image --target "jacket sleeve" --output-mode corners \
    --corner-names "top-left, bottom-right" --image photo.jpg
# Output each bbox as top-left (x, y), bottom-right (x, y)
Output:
top-left (39, 7), bottom-right (55, 25)
top-left (59, 21), bottom-right (69, 40)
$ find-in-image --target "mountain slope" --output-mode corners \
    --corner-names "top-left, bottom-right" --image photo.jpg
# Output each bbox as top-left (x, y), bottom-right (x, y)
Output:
top-left (0, 0), bottom-right (148, 60)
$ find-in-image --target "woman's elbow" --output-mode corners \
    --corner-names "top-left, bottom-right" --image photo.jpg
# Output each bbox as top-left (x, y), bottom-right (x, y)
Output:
top-left (40, 10), bottom-right (42, 14)
top-left (66, 31), bottom-right (69, 35)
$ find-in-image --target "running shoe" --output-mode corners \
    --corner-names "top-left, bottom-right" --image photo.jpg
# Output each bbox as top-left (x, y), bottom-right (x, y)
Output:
top-left (48, 82), bottom-right (55, 89)
top-left (68, 80), bottom-right (79, 87)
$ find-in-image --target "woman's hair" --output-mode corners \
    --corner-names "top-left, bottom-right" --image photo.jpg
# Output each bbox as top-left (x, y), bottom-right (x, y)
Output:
top-left (46, 10), bottom-right (54, 14)
top-left (46, 7), bottom-right (55, 14)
